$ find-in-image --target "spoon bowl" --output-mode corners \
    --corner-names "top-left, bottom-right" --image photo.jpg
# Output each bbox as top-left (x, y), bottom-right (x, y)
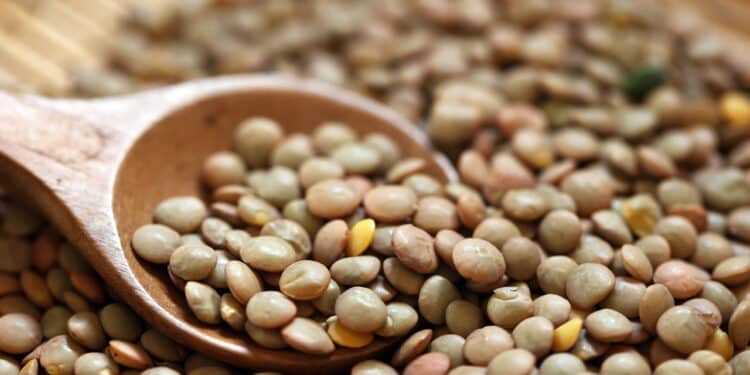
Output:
top-left (0, 75), bottom-right (456, 373)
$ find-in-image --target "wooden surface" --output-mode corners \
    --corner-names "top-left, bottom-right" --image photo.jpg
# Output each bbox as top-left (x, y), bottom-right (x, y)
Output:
top-left (0, 0), bottom-right (127, 95)
top-left (0, 75), bottom-right (457, 372)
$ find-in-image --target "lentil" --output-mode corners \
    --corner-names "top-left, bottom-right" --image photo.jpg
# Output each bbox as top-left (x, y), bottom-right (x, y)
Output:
top-left (305, 179), bottom-right (360, 219)
top-left (185, 282), bottom-right (221, 324)
top-left (539, 353), bottom-right (586, 375)
top-left (486, 286), bottom-right (533, 329)
top-left (153, 197), bottom-right (207, 234)
top-left (0, 313), bottom-right (42, 354)
top-left (445, 300), bottom-right (483, 337)
top-left (132, 224), bottom-right (181, 264)
top-left (418, 276), bottom-right (461, 325)
top-left (109, 340), bottom-right (153, 369)
top-left (567, 264), bottom-right (616, 309)
top-left (330, 256), bottom-right (380, 286)
top-left (312, 220), bottom-right (348, 266)
top-left (392, 329), bottom-right (433, 367)
top-left (376, 302), bottom-right (418, 337)
top-left (169, 244), bottom-right (217, 281)
top-left (534, 294), bottom-right (572, 327)
top-left (347, 219), bottom-right (376, 257)
top-left (585, 309), bottom-right (632, 343)
top-left (335, 287), bottom-right (387, 333)
top-left (327, 319), bottom-right (373, 348)
top-left (463, 326), bottom-right (513, 366)
top-left (391, 224), bottom-right (438, 274)
top-left (538, 210), bottom-right (582, 254)
top-left (513, 316), bottom-right (554, 357)
top-left (452, 238), bottom-right (505, 284)
top-left (657, 305), bottom-right (713, 354)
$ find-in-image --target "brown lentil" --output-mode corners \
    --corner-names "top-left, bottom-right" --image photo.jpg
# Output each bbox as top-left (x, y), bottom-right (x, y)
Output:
top-left (132, 224), bottom-right (181, 264)
top-left (601, 351), bottom-right (651, 375)
top-left (657, 305), bottom-right (714, 354)
top-left (335, 287), bottom-right (387, 333)
top-left (487, 348), bottom-right (535, 375)
top-left (566, 263), bottom-right (615, 309)
top-left (601, 277), bottom-right (646, 319)
top-left (185, 282), bottom-right (221, 325)
top-left (392, 329), bottom-right (433, 367)
top-left (584, 309), bottom-right (632, 343)
top-left (655, 216), bottom-right (698, 259)
top-left (640, 284), bottom-right (676, 333)
top-left (452, 238), bottom-right (505, 284)
top-left (693, 233), bottom-right (734, 270)
top-left (0, 313), bottom-right (42, 354)
top-left (534, 294), bottom-right (572, 327)
top-left (434, 230), bottom-right (464, 267)
top-left (635, 235), bottom-right (672, 268)
top-left (169, 244), bottom-right (217, 281)
top-left (463, 326), bottom-right (514, 366)
top-left (539, 353), bottom-right (586, 375)
top-left (701, 281), bottom-right (738, 323)
top-left (418, 275), bottom-right (461, 325)
top-left (363, 186), bottom-right (417, 223)
top-left (225, 260), bottom-right (262, 305)
top-left (621, 245), bottom-right (653, 282)
top-left (513, 316), bottom-right (554, 358)
top-left (537, 256), bottom-right (578, 296)
top-left (653, 260), bottom-right (707, 299)
top-left (391, 224), bottom-right (438, 274)
top-left (570, 329), bottom-right (609, 360)
top-left (572, 234), bottom-right (614, 265)
top-left (713, 256), bottom-right (750, 286)
top-left (561, 170), bottom-right (614, 217)
top-left (538, 210), bottom-right (582, 254)
top-left (445, 300), bottom-right (483, 337)
top-left (456, 193), bottom-right (486, 230)
top-left (246, 291), bottom-right (296, 329)
top-left (330, 256), bottom-right (380, 286)
top-left (412, 196), bottom-right (459, 234)
top-left (305, 179), bottom-right (360, 219)
top-left (240, 236), bottom-right (297, 272)
top-left (376, 302), bottom-right (418, 337)
top-left (486, 286), bottom-right (533, 329)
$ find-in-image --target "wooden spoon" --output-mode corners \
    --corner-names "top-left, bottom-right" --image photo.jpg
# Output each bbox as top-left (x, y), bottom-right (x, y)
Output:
top-left (0, 75), bottom-right (456, 373)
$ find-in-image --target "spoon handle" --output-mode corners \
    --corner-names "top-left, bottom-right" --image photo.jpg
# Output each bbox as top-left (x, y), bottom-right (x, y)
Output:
top-left (0, 92), bottom-right (101, 163)
top-left (0, 92), bottom-right (117, 250)
top-left (0, 75), bottom-right (285, 190)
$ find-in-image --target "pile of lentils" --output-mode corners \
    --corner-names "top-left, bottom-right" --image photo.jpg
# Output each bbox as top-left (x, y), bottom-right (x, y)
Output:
top-left (131, 110), bottom-right (750, 375)
top-left (0, 195), bottom-right (242, 375)
top-left (4, 0), bottom-right (750, 374)
top-left (135, 120), bottom-right (437, 354)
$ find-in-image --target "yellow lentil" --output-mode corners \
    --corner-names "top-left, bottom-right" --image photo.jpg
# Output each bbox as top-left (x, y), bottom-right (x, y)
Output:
top-left (552, 318), bottom-right (583, 352)
top-left (347, 219), bottom-right (375, 256)
top-left (327, 319), bottom-right (374, 348)
top-left (705, 328), bottom-right (734, 361)
top-left (248, 211), bottom-right (272, 226)
top-left (721, 92), bottom-right (750, 128)
top-left (622, 196), bottom-right (661, 237)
